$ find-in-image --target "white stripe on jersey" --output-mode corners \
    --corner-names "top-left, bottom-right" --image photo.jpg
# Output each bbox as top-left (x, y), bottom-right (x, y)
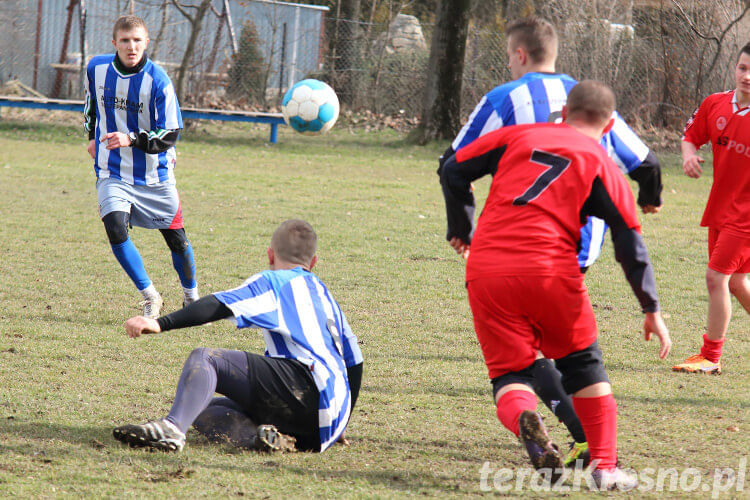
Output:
top-left (115, 75), bottom-right (134, 184)
top-left (162, 83), bottom-right (181, 129)
top-left (228, 289), bottom-right (277, 321)
top-left (452, 96), bottom-right (488, 150)
top-left (582, 217), bottom-right (606, 267)
top-left (611, 117), bottom-right (649, 162)
top-left (509, 84), bottom-right (535, 124)
top-left (478, 111), bottom-right (504, 139)
top-left (542, 78), bottom-right (567, 118)
top-left (289, 277), bottom-right (349, 441)
top-left (94, 64), bottom-right (111, 175)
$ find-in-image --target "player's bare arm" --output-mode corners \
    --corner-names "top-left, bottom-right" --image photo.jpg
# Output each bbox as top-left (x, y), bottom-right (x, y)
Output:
top-left (681, 140), bottom-right (704, 178)
top-left (125, 316), bottom-right (161, 338)
top-left (87, 140), bottom-right (96, 159)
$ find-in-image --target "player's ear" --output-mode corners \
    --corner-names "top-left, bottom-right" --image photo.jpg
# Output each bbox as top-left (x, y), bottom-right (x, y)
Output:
top-left (561, 105), bottom-right (568, 122)
top-left (308, 255), bottom-right (318, 271)
top-left (518, 46), bottom-right (528, 66)
top-left (267, 247), bottom-right (275, 267)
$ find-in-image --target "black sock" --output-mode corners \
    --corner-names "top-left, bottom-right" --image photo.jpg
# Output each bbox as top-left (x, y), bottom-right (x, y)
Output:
top-left (531, 358), bottom-right (587, 443)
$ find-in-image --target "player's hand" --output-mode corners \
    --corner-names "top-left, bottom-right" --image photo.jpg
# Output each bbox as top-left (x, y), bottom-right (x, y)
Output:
top-left (641, 204), bottom-right (661, 214)
top-left (643, 311), bottom-right (671, 359)
top-left (101, 132), bottom-right (131, 150)
top-left (682, 154), bottom-right (704, 178)
top-left (87, 139), bottom-right (96, 159)
top-left (124, 316), bottom-right (162, 338)
top-left (449, 237), bottom-right (470, 259)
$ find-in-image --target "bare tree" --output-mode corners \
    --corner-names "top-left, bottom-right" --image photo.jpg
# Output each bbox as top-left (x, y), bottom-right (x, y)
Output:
top-left (335, 0), bottom-right (363, 105)
top-left (150, 1), bottom-right (171, 61)
top-left (417, 0), bottom-right (471, 143)
top-left (171, 0), bottom-right (213, 99)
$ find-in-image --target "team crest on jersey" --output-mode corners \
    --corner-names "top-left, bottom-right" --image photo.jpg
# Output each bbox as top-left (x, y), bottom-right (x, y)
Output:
top-left (716, 116), bottom-right (727, 130)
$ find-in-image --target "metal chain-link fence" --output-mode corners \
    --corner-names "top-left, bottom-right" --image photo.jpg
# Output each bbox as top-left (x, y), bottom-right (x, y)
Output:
top-left (0, 0), bottom-right (748, 129)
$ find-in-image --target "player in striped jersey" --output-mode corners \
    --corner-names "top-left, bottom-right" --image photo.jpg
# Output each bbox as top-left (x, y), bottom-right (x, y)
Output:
top-left (84, 16), bottom-right (199, 318)
top-left (113, 220), bottom-right (364, 453)
top-left (439, 17), bottom-right (662, 468)
top-left (441, 81), bottom-right (670, 489)
top-left (443, 17), bottom-right (663, 270)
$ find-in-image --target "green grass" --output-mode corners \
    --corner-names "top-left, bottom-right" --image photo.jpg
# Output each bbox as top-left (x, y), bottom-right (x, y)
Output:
top-left (0, 115), bottom-right (747, 497)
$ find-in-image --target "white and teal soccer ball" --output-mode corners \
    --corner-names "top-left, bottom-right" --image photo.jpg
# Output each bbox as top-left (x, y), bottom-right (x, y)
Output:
top-left (281, 79), bottom-right (340, 135)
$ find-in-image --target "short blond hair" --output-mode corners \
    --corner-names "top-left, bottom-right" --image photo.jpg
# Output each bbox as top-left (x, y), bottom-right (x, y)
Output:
top-left (113, 15), bottom-right (148, 40)
top-left (566, 80), bottom-right (615, 126)
top-left (271, 219), bottom-right (317, 266)
top-left (506, 17), bottom-right (558, 64)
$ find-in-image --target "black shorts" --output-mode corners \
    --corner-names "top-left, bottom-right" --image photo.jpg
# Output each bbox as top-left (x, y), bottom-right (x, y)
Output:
top-left (241, 353), bottom-right (320, 450)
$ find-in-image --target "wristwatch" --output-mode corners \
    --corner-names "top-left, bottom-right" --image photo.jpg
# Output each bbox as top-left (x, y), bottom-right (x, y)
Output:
top-left (128, 131), bottom-right (137, 146)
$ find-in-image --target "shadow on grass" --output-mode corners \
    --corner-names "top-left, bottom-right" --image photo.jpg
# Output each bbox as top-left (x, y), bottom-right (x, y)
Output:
top-left (0, 420), bottom-right (468, 493)
top-left (616, 393), bottom-right (739, 408)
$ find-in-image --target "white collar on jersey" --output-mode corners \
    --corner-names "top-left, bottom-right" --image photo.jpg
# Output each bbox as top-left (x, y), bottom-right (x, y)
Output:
top-left (731, 90), bottom-right (750, 116)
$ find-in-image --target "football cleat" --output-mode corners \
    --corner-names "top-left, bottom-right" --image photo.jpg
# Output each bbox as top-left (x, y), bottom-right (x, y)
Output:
top-left (563, 441), bottom-right (590, 468)
top-left (113, 418), bottom-right (185, 452)
top-left (672, 354), bottom-right (721, 374)
top-left (518, 411), bottom-right (563, 481)
top-left (140, 293), bottom-right (163, 319)
top-left (253, 425), bottom-right (296, 453)
top-left (591, 467), bottom-right (638, 491)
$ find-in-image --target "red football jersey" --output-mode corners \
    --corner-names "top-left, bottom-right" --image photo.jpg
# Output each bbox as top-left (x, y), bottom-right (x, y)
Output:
top-left (457, 123), bottom-right (641, 280)
top-left (682, 90), bottom-right (750, 235)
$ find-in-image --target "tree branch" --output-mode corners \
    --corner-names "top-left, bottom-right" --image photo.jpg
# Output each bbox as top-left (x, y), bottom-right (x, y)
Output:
top-left (171, 0), bottom-right (195, 22)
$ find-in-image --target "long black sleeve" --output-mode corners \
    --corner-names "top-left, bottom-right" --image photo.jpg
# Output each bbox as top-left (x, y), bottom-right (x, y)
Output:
top-left (131, 128), bottom-right (180, 154)
top-left (437, 145), bottom-right (455, 175)
top-left (85, 96), bottom-right (97, 140)
top-left (157, 294), bottom-right (233, 331)
top-left (439, 146), bottom-right (505, 244)
top-left (628, 150), bottom-right (663, 207)
top-left (347, 362), bottom-right (363, 411)
top-left (582, 177), bottom-right (659, 312)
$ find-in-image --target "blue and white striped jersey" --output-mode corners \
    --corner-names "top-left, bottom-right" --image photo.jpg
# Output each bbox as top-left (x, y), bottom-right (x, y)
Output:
top-left (213, 267), bottom-right (363, 452)
top-left (452, 72), bottom-right (650, 268)
top-left (84, 54), bottom-right (182, 186)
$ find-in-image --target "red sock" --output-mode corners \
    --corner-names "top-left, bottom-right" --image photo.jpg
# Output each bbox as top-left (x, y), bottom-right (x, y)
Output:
top-left (572, 394), bottom-right (618, 471)
top-left (700, 334), bottom-right (724, 363)
top-left (496, 390), bottom-right (537, 437)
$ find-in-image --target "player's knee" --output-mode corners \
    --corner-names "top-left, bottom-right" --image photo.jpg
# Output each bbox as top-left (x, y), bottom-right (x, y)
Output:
top-left (101, 211), bottom-right (130, 245)
top-left (705, 270), bottom-right (729, 295)
top-left (161, 228), bottom-right (190, 253)
top-left (728, 274), bottom-right (748, 296)
top-left (491, 363), bottom-right (536, 401)
top-left (554, 341), bottom-right (609, 395)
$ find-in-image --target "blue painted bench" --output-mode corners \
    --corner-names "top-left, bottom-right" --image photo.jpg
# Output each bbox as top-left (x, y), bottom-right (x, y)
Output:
top-left (0, 96), bottom-right (286, 143)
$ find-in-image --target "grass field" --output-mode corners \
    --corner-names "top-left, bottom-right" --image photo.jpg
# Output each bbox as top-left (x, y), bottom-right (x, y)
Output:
top-left (0, 115), bottom-right (747, 498)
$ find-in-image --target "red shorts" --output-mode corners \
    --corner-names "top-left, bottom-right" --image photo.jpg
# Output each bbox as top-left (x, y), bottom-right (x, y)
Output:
top-left (708, 228), bottom-right (750, 274)
top-left (467, 275), bottom-right (598, 379)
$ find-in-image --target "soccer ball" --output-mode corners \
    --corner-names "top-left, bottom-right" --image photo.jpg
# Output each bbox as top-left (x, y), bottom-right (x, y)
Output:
top-left (281, 79), bottom-right (340, 135)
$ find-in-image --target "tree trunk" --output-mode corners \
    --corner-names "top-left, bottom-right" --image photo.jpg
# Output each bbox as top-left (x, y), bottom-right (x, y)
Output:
top-left (174, 0), bottom-right (212, 100)
top-left (417, 0), bottom-right (471, 143)
top-left (150, 1), bottom-right (170, 62)
top-left (334, 0), bottom-right (362, 106)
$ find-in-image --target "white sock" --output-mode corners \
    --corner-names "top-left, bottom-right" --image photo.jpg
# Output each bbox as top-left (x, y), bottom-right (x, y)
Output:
top-left (140, 284), bottom-right (159, 300)
top-left (183, 286), bottom-right (199, 301)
